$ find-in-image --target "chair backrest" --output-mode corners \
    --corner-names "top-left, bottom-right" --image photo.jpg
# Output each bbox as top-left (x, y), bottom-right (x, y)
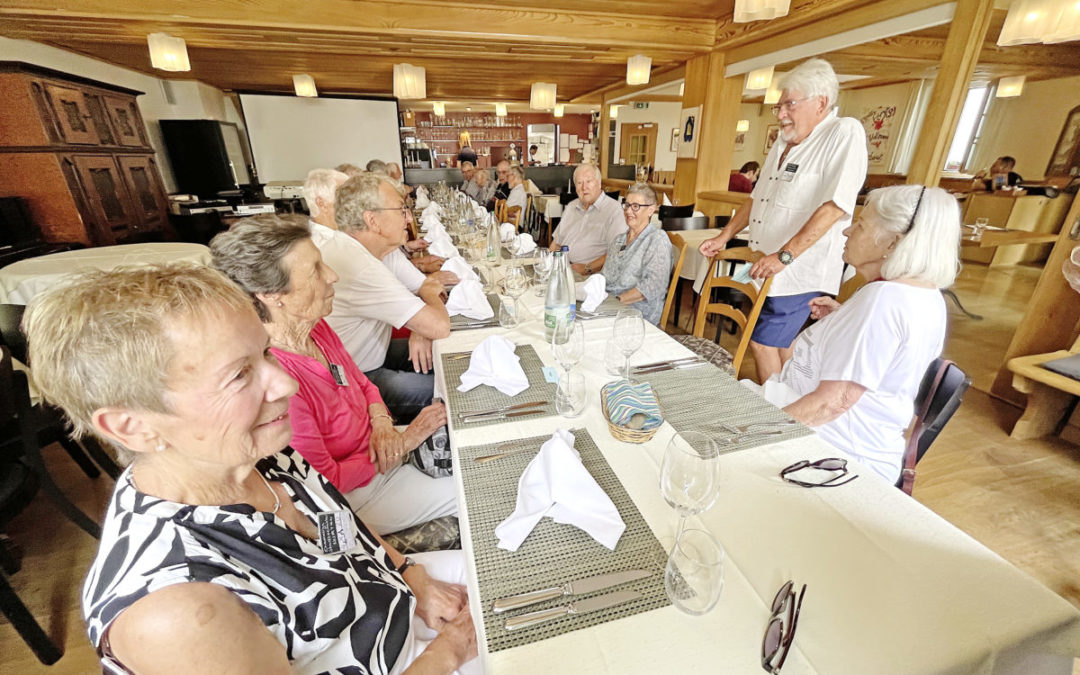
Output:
top-left (714, 215), bottom-right (731, 229)
top-left (692, 247), bottom-right (773, 378)
top-left (659, 203), bottom-right (694, 220)
top-left (494, 199), bottom-right (508, 224)
top-left (899, 358), bottom-right (971, 495)
top-left (660, 232), bottom-right (688, 330)
top-left (0, 346), bottom-right (16, 429)
top-left (505, 205), bottom-right (522, 229)
top-left (661, 215), bottom-right (710, 231)
top-left (836, 271), bottom-right (868, 304)
top-left (604, 190), bottom-right (622, 201)
top-left (0, 304), bottom-right (27, 365)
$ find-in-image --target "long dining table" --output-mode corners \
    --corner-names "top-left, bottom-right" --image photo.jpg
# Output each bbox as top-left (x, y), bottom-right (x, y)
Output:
top-left (433, 271), bottom-right (1080, 674)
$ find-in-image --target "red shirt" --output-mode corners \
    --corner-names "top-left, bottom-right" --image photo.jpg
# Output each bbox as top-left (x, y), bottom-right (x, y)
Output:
top-left (271, 319), bottom-right (386, 492)
top-left (728, 172), bottom-right (754, 193)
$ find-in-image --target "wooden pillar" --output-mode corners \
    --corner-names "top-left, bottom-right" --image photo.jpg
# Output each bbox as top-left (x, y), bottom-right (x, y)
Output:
top-left (599, 97), bottom-right (612, 178)
top-left (906, 0), bottom-right (994, 187)
top-left (673, 52), bottom-right (741, 205)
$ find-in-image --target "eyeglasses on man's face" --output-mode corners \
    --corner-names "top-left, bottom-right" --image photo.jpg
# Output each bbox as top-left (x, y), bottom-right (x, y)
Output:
top-left (367, 204), bottom-right (411, 218)
top-left (771, 97), bottom-right (811, 116)
top-left (623, 201), bottom-right (656, 213)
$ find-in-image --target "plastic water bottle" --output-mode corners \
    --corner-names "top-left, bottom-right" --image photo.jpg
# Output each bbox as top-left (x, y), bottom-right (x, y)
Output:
top-left (544, 251), bottom-right (573, 341)
top-left (561, 245), bottom-right (577, 322)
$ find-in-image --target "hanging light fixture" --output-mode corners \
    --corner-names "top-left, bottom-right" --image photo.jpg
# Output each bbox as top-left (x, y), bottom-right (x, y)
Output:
top-left (998, 0), bottom-right (1080, 45)
top-left (393, 64), bottom-right (427, 99)
top-left (495, 102), bottom-right (508, 117)
top-left (736, 119), bottom-right (751, 132)
top-left (432, 101), bottom-right (446, 117)
top-left (147, 33), bottom-right (190, 72)
top-left (626, 55), bottom-right (652, 86)
top-left (609, 104), bottom-right (620, 119)
top-left (292, 74), bottom-right (317, 98)
top-left (733, 0), bottom-right (792, 23)
top-left (996, 75), bottom-right (1026, 98)
top-left (745, 65), bottom-right (774, 91)
top-left (764, 75), bottom-right (783, 104)
top-left (530, 82), bottom-right (557, 110)
top-left (554, 104), bottom-right (565, 118)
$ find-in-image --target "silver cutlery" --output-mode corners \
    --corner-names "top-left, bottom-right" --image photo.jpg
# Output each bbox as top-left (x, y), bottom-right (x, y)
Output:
top-left (474, 444), bottom-right (539, 464)
top-left (461, 408), bottom-right (547, 422)
top-left (634, 361), bottom-right (708, 375)
top-left (458, 400), bottom-right (546, 419)
top-left (719, 420), bottom-right (798, 435)
top-left (454, 319), bottom-right (498, 328)
top-left (633, 356), bottom-right (701, 371)
top-left (504, 590), bottom-right (641, 630)
top-left (494, 569), bottom-right (651, 613)
top-left (578, 311), bottom-right (618, 320)
top-left (718, 428), bottom-right (788, 445)
top-left (446, 352), bottom-right (472, 361)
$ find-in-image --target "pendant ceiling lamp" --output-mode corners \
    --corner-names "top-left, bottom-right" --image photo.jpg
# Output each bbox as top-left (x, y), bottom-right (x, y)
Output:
top-left (998, 0), bottom-right (1080, 45)
top-left (744, 65), bottom-right (774, 91)
top-left (554, 104), bottom-right (565, 118)
top-left (530, 82), bottom-right (557, 110)
top-left (609, 104), bottom-right (620, 119)
top-left (996, 75), bottom-right (1026, 98)
top-left (495, 102), bottom-right (508, 117)
top-left (292, 74), bottom-right (317, 98)
top-left (626, 55), bottom-right (652, 85)
top-left (764, 75), bottom-right (783, 104)
top-left (733, 0), bottom-right (791, 23)
top-left (393, 64), bottom-right (427, 99)
top-left (147, 33), bottom-right (190, 72)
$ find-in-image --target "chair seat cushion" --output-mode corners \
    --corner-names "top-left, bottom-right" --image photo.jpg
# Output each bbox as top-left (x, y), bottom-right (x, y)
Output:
top-left (670, 335), bottom-right (736, 376)
top-left (381, 515), bottom-right (460, 554)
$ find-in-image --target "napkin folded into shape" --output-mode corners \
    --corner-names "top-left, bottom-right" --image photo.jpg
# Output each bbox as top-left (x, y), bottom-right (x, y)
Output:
top-left (426, 236), bottom-right (457, 260)
top-left (576, 273), bottom-right (607, 312)
top-left (603, 379), bottom-right (663, 431)
top-left (499, 222), bottom-right (516, 242)
top-left (457, 335), bottom-right (528, 396)
top-left (439, 255), bottom-right (479, 283)
top-left (446, 279), bottom-right (494, 320)
top-left (495, 429), bottom-right (626, 552)
top-left (415, 187), bottom-right (430, 208)
top-left (513, 233), bottom-right (537, 255)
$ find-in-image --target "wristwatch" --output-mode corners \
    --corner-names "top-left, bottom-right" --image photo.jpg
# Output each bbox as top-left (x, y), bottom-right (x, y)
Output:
top-left (584, 263), bottom-right (593, 275)
top-left (778, 250), bottom-right (795, 265)
top-left (396, 556), bottom-right (418, 575)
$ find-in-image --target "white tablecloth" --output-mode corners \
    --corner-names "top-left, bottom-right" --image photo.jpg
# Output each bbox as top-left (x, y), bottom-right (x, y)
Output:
top-left (434, 290), bottom-right (1080, 674)
top-left (532, 195), bottom-right (563, 220)
top-left (0, 243), bottom-right (211, 305)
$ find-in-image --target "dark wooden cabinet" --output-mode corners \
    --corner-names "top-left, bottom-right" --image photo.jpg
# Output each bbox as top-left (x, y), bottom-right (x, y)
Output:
top-left (0, 62), bottom-right (170, 246)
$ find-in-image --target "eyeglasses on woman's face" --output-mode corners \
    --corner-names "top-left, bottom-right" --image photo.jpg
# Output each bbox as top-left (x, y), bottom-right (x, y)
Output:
top-left (623, 201), bottom-right (656, 214)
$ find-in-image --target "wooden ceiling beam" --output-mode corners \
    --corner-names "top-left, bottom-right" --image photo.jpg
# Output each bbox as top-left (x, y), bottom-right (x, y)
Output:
top-left (572, 65), bottom-right (686, 104)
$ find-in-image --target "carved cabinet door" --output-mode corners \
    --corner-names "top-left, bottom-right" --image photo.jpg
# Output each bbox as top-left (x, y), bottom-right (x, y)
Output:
top-left (44, 84), bottom-right (101, 145)
top-left (117, 155), bottom-right (169, 231)
top-left (103, 95), bottom-right (146, 147)
top-left (72, 155), bottom-right (136, 242)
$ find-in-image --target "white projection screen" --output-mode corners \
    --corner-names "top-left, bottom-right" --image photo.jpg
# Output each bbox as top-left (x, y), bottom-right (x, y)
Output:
top-left (239, 93), bottom-right (402, 183)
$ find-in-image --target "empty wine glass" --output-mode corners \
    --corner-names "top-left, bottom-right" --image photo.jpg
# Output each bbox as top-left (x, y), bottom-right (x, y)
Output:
top-left (660, 431), bottom-right (720, 536)
top-left (613, 308), bottom-right (645, 381)
top-left (665, 528), bottom-right (725, 615)
top-left (533, 248), bottom-right (553, 296)
top-left (500, 265), bottom-right (530, 327)
top-left (551, 320), bottom-right (585, 381)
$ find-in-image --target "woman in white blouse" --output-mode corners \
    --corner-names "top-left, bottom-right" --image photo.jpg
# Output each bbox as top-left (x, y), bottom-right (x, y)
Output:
top-left (506, 164), bottom-right (528, 211)
top-left (758, 184), bottom-right (961, 483)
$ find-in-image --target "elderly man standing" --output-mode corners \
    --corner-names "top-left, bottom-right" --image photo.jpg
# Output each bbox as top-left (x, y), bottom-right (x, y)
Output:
top-left (700, 58), bottom-right (867, 383)
top-left (550, 163), bottom-right (626, 275)
top-left (311, 172), bottom-right (451, 423)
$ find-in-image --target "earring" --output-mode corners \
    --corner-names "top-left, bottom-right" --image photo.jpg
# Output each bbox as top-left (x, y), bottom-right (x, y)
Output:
top-left (277, 301), bottom-right (284, 307)
top-left (156, 441), bottom-right (167, 452)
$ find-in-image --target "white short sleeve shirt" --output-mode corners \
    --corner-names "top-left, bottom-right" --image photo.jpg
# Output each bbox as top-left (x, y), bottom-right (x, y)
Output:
top-left (764, 282), bottom-right (947, 483)
top-left (309, 223), bottom-right (426, 371)
top-left (552, 193), bottom-right (628, 264)
top-left (382, 248), bottom-right (426, 293)
top-left (747, 110), bottom-right (868, 297)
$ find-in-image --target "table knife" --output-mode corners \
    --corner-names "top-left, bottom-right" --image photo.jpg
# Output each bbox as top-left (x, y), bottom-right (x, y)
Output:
top-left (458, 400), bottom-right (545, 419)
top-left (461, 408), bottom-right (546, 422)
top-left (633, 356), bottom-right (701, 371)
top-left (504, 590), bottom-right (641, 630)
top-left (634, 361), bottom-right (709, 375)
top-left (494, 569), bottom-right (651, 613)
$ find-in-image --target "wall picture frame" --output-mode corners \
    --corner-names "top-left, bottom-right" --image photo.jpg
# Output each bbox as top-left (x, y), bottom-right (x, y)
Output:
top-left (670, 127), bottom-right (679, 153)
top-left (764, 124), bottom-right (780, 155)
top-left (676, 105), bottom-right (701, 159)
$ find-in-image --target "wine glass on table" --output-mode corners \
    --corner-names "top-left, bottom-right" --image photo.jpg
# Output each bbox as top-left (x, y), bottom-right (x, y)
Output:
top-left (551, 321), bottom-right (586, 417)
top-left (532, 248), bottom-right (553, 296)
top-left (500, 265), bottom-right (530, 327)
top-left (660, 431), bottom-right (720, 537)
top-left (613, 308), bottom-right (645, 381)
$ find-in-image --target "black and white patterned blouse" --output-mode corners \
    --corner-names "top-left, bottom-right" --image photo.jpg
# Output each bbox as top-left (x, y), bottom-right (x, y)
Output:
top-left (83, 448), bottom-right (416, 674)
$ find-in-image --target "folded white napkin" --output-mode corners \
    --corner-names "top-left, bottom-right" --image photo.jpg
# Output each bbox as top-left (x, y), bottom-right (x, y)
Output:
top-left (495, 429), bottom-right (626, 552)
top-left (420, 213), bottom-right (443, 232)
top-left (575, 274), bottom-right (607, 312)
top-left (440, 255), bottom-right (479, 283)
top-left (422, 201), bottom-right (443, 217)
top-left (415, 187), bottom-right (430, 208)
top-left (422, 219), bottom-right (447, 239)
top-left (662, 193), bottom-right (672, 206)
top-left (425, 234), bottom-right (457, 259)
top-left (457, 334), bottom-right (528, 396)
top-left (472, 202), bottom-right (487, 220)
top-left (513, 233), bottom-right (537, 255)
top-left (446, 279), bottom-right (494, 320)
top-left (499, 222), bottom-right (516, 242)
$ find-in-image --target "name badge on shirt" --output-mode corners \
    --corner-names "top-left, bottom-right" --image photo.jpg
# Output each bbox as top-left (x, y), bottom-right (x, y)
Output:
top-left (317, 510), bottom-right (358, 554)
top-left (329, 363), bottom-right (349, 386)
top-left (780, 163), bottom-right (799, 182)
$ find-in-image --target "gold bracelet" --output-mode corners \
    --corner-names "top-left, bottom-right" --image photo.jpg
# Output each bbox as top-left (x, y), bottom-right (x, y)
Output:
top-left (371, 412), bottom-right (393, 423)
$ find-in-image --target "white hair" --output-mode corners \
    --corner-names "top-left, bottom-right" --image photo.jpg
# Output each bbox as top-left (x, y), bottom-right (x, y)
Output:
top-left (867, 185), bottom-right (961, 289)
top-left (780, 58), bottom-right (840, 109)
top-left (303, 168), bottom-right (348, 218)
top-left (573, 163), bottom-right (601, 183)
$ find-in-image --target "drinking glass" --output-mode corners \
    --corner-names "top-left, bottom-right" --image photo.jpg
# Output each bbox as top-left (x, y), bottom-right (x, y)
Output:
top-left (555, 371), bottom-right (587, 418)
top-left (613, 308), bottom-right (645, 381)
top-left (533, 249), bottom-right (553, 296)
top-left (665, 528), bottom-right (725, 615)
top-left (604, 339), bottom-right (624, 377)
top-left (660, 430), bottom-right (720, 535)
top-left (973, 217), bottom-right (989, 241)
top-left (551, 320), bottom-right (585, 380)
top-left (500, 265), bottom-right (530, 327)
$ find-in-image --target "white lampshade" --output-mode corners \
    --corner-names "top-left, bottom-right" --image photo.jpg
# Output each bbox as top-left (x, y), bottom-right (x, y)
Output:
top-left (745, 65), bottom-right (774, 91)
top-left (495, 102), bottom-right (507, 117)
top-left (554, 104), bottom-right (565, 118)
top-left (679, 82), bottom-right (685, 97)
top-left (734, 0), bottom-right (792, 23)
top-left (998, 0), bottom-right (1059, 45)
top-left (292, 74), bottom-right (317, 98)
top-left (1046, 0), bottom-right (1080, 42)
top-left (736, 119), bottom-right (750, 132)
top-left (432, 101), bottom-right (446, 117)
top-left (147, 33), bottom-right (190, 72)
top-left (530, 82), bottom-right (557, 110)
top-left (996, 75), bottom-right (1026, 98)
top-left (609, 104), bottom-right (620, 119)
top-left (764, 75), bottom-right (783, 104)
top-left (393, 64), bottom-right (427, 99)
top-left (626, 54), bottom-right (652, 86)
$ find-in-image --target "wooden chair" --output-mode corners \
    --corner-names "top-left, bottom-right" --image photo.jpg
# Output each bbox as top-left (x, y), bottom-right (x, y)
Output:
top-left (660, 232), bottom-right (688, 332)
top-left (670, 248), bottom-right (772, 378)
top-left (658, 203), bottom-right (694, 220)
top-left (898, 358), bottom-right (970, 495)
top-left (1006, 333), bottom-right (1080, 439)
top-left (494, 199), bottom-right (508, 224)
top-left (504, 205), bottom-right (522, 230)
top-left (836, 271), bottom-right (868, 304)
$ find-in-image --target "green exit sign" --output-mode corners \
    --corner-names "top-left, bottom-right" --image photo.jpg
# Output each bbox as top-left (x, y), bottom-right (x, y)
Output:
top-left (633, 102), bottom-right (649, 109)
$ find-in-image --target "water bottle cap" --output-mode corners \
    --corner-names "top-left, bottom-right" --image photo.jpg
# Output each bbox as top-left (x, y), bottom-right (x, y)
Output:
top-left (561, 245), bottom-right (569, 252)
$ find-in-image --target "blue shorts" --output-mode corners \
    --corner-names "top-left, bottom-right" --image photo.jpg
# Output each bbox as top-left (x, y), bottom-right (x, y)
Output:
top-left (750, 292), bottom-right (820, 348)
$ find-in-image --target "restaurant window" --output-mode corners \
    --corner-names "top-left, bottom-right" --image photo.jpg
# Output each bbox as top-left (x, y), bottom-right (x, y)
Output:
top-left (944, 86), bottom-right (991, 172)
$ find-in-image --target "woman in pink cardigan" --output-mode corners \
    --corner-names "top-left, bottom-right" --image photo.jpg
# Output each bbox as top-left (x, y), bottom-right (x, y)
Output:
top-left (211, 215), bottom-right (457, 534)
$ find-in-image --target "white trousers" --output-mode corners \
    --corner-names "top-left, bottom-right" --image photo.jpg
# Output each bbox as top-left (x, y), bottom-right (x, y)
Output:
top-left (345, 463), bottom-right (458, 535)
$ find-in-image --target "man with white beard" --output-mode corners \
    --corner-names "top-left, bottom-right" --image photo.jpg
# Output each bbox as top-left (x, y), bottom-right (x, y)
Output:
top-left (699, 58), bottom-right (866, 383)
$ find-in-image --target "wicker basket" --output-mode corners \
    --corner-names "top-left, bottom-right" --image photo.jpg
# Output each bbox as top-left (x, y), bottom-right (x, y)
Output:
top-left (600, 382), bottom-right (662, 444)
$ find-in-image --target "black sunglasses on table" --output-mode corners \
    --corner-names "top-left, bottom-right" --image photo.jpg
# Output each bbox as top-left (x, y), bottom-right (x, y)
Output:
top-left (780, 457), bottom-right (858, 488)
top-left (762, 580), bottom-right (807, 673)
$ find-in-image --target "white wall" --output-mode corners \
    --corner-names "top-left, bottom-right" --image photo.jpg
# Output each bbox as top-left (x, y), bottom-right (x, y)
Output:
top-left (612, 102), bottom-right (682, 171)
top-left (969, 74), bottom-right (1080, 180)
top-left (731, 102), bottom-right (776, 171)
top-left (0, 37), bottom-right (245, 191)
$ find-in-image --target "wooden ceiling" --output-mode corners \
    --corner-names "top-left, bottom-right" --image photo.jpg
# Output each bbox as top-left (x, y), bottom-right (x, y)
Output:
top-left (1, 0), bottom-right (1079, 105)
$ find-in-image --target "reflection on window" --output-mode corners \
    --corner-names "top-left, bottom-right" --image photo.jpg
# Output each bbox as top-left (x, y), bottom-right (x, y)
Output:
top-left (944, 86), bottom-right (990, 173)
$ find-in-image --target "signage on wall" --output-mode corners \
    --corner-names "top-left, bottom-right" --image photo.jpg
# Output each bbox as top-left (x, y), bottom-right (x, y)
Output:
top-left (859, 105), bottom-right (897, 169)
top-left (677, 105), bottom-right (701, 159)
